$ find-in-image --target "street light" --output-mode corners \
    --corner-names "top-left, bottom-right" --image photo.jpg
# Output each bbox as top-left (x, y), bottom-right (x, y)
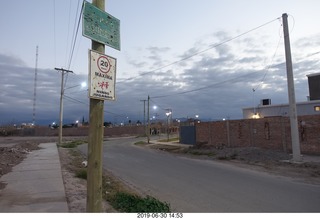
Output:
top-left (65, 82), bottom-right (87, 91)
top-left (166, 111), bottom-right (172, 142)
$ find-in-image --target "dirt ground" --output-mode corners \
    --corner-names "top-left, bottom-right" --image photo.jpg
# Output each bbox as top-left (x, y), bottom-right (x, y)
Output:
top-left (1, 136), bottom-right (320, 212)
top-left (0, 136), bottom-right (117, 212)
top-left (151, 143), bottom-right (320, 185)
top-left (58, 146), bottom-right (116, 212)
top-left (0, 136), bottom-right (83, 179)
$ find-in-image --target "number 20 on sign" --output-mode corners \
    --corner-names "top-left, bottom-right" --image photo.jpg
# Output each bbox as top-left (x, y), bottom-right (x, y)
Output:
top-left (89, 50), bottom-right (117, 101)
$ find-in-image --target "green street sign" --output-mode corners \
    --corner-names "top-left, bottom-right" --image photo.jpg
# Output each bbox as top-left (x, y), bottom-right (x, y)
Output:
top-left (82, 1), bottom-right (120, 51)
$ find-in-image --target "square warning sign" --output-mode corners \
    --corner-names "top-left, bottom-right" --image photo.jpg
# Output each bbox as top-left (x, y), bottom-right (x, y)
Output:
top-left (89, 50), bottom-right (117, 101)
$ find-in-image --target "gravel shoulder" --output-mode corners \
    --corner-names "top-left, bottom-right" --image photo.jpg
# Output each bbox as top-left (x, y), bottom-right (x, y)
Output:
top-left (148, 143), bottom-right (320, 185)
top-left (58, 147), bottom-right (116, 212)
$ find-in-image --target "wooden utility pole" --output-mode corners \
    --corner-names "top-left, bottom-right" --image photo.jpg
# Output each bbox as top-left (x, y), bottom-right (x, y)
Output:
top-left (33, 46), bottom-right (38, 126)
top-left (140, 99), bottom-right (147, 136)
top-left (147, 95), bottom-right (150, 143)
top-left (87, 0), bottom-right (105, 212)
top-left (282, 13), bottom-right (301, 162)
top-left (54, 67), bottom-right (73, 145)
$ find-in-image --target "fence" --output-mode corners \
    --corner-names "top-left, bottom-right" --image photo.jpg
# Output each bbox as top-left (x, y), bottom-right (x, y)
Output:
top-left (195, 115), bottom-right (320, 155)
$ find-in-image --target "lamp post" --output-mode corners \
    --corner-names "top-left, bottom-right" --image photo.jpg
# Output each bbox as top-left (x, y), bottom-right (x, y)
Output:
top-left (166, 111), bottom-right (171, 142)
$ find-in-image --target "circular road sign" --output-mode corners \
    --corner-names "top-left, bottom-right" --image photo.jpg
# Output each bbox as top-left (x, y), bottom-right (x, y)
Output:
top-left (97, 55), bottom-right (111, 74)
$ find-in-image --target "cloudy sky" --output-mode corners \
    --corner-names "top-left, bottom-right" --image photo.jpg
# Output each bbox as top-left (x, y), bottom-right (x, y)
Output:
top-left (1, 0), bottom-right (320, 126)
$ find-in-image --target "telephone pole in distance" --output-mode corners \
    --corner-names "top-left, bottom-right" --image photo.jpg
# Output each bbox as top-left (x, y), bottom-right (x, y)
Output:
top-left (54, 67), bottom-right (73, 145)
top-left (140, 99), bottom-right (147, 136)
top-left (282, 13), bottom-right (301, 162)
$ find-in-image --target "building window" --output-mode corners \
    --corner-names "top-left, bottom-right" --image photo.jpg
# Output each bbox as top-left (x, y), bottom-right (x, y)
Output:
top-left (314, 106), bottom-right (320, 111)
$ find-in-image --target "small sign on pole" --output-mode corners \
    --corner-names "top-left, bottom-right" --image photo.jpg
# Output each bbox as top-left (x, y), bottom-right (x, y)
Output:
top-left (89, 50), bottom-right (116, 100)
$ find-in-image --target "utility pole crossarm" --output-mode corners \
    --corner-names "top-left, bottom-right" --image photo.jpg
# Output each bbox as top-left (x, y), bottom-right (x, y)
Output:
top-left (54, 67), bottom-right (73, 74)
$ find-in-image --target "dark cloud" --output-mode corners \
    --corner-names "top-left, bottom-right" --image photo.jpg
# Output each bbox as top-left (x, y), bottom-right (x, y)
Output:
top-left (1, 32), bottom-right (319, 125)
top-left (0, 54), bottom-right (89, 125)
top-left (0, 54), bottom-right (26, 66)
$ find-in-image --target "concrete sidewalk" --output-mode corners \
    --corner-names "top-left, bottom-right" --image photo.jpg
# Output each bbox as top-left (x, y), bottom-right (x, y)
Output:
top-left (0, 142), bottom-right (68, 212)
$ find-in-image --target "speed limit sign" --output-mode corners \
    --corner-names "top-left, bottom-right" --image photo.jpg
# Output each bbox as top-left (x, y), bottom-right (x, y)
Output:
top-left (97, 55), bottom-right (111, 74)
top-left (89, 50), bottom-right (117, 100)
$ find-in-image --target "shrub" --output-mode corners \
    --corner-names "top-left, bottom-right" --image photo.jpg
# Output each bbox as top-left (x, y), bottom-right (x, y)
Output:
top-left (75, 169), bottom-right (87, 179)
top-left (110, 192), bottom-right (170, 213)
top-left (58, 140), bottom-right (87, 148)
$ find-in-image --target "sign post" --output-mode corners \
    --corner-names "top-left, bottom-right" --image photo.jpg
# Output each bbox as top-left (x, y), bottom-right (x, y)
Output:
top-left (82, 0), bottom-right (120, 212)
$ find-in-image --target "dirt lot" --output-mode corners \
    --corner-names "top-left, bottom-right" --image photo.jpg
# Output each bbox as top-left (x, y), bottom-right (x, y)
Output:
top-left (0, 136), bottom-right (120, 212)
top-left (0, 136), bottom-right (84, 179)
top-left (150, 143), bottom-right (320, 185)
top-left (58, 146), bottom-right (117, 212)
top-left (1, 136), bottom-right (320, 212)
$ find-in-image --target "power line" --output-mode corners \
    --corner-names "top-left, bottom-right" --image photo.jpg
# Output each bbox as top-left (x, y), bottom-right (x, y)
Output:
top-left (149, 48), bottom-right (319, 100)
top-left (53, 0), bottom-right (57, 66)
top-left (67, 0), bottom-right (83, 70)
top-left (151, 70), bottom-right (257, 99)
top-left (149, 59), bottom-right (288, 100)
top-left (254, 34), bottom-right (283, 91)
top-left (118, 16), bottom-right (281, 83)
top-left (148, 54), bottom-right (318, 110)
top-left (64, 0), bottom-right (73, 68)
top-left (64, 94), bottom-right (88, 105)
top-left (65, 0), bottom-right (83, 87)
top-left (64, 94), bottom-right (128, 118)
top-left (149, 98), bottom-right (169, 111)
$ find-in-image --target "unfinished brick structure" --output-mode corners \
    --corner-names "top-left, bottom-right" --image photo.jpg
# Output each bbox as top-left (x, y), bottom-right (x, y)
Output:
top-left (195, 115), bottom-right (320, 155)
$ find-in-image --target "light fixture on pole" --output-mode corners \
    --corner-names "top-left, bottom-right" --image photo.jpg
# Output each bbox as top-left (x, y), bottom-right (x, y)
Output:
top-left (166, 111), bottom-right (172, 142)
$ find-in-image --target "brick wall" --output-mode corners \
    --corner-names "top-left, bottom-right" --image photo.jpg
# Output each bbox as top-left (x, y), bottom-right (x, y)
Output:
top-left (32, 126), bottom-right (146, 137)
top-left (3, 124), bottom-right (178, 138)
top-left (196, 115), bottom-right (320, 155)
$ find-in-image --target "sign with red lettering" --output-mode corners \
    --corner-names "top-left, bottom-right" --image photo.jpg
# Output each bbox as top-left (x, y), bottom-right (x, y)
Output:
top-left (89, 50), bottom-right (116, 100)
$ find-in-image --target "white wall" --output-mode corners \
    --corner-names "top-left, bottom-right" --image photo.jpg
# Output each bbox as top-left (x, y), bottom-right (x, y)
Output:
top-left (242, 100), bottom-right (320, 119)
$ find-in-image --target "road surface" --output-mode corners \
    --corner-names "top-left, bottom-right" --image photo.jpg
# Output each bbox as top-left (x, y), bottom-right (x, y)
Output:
top-left (78, 137), bottom-right (320, 212)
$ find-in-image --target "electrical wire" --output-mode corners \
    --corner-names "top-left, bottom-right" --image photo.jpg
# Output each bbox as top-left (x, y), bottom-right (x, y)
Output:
top-left (53, 0), bottom-right (57, 66)
top-left (64, 95), bottom-right (88, 106)
top-left (149, 46), bottom-right (319, 100)
top-left (65, 0), bottom-right (83, 88)
top-left (149, 59), bottom-right (287, 100)
top-left (64, 0), bottom-right (73, 68)
top-left (150, 70), bottom-right (258, 99)
top-left (67, 0), bottom-right (83, 70)
top-left (288, 14), bottom-right (296, 34)
top-left (64, 95), bottom-right (128, 118)
top-left (118, 16), bottom-right (281, 83)
top-left (254, 34), bottom-right (282, 91)
top-left (149, 98), bottom-right (170, 111)
top-left (149, 51), bottom-right (317, 112)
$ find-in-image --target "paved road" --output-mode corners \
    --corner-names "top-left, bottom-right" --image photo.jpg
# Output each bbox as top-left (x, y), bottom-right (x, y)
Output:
top-left (78, 137), bottom-right (320, 212)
